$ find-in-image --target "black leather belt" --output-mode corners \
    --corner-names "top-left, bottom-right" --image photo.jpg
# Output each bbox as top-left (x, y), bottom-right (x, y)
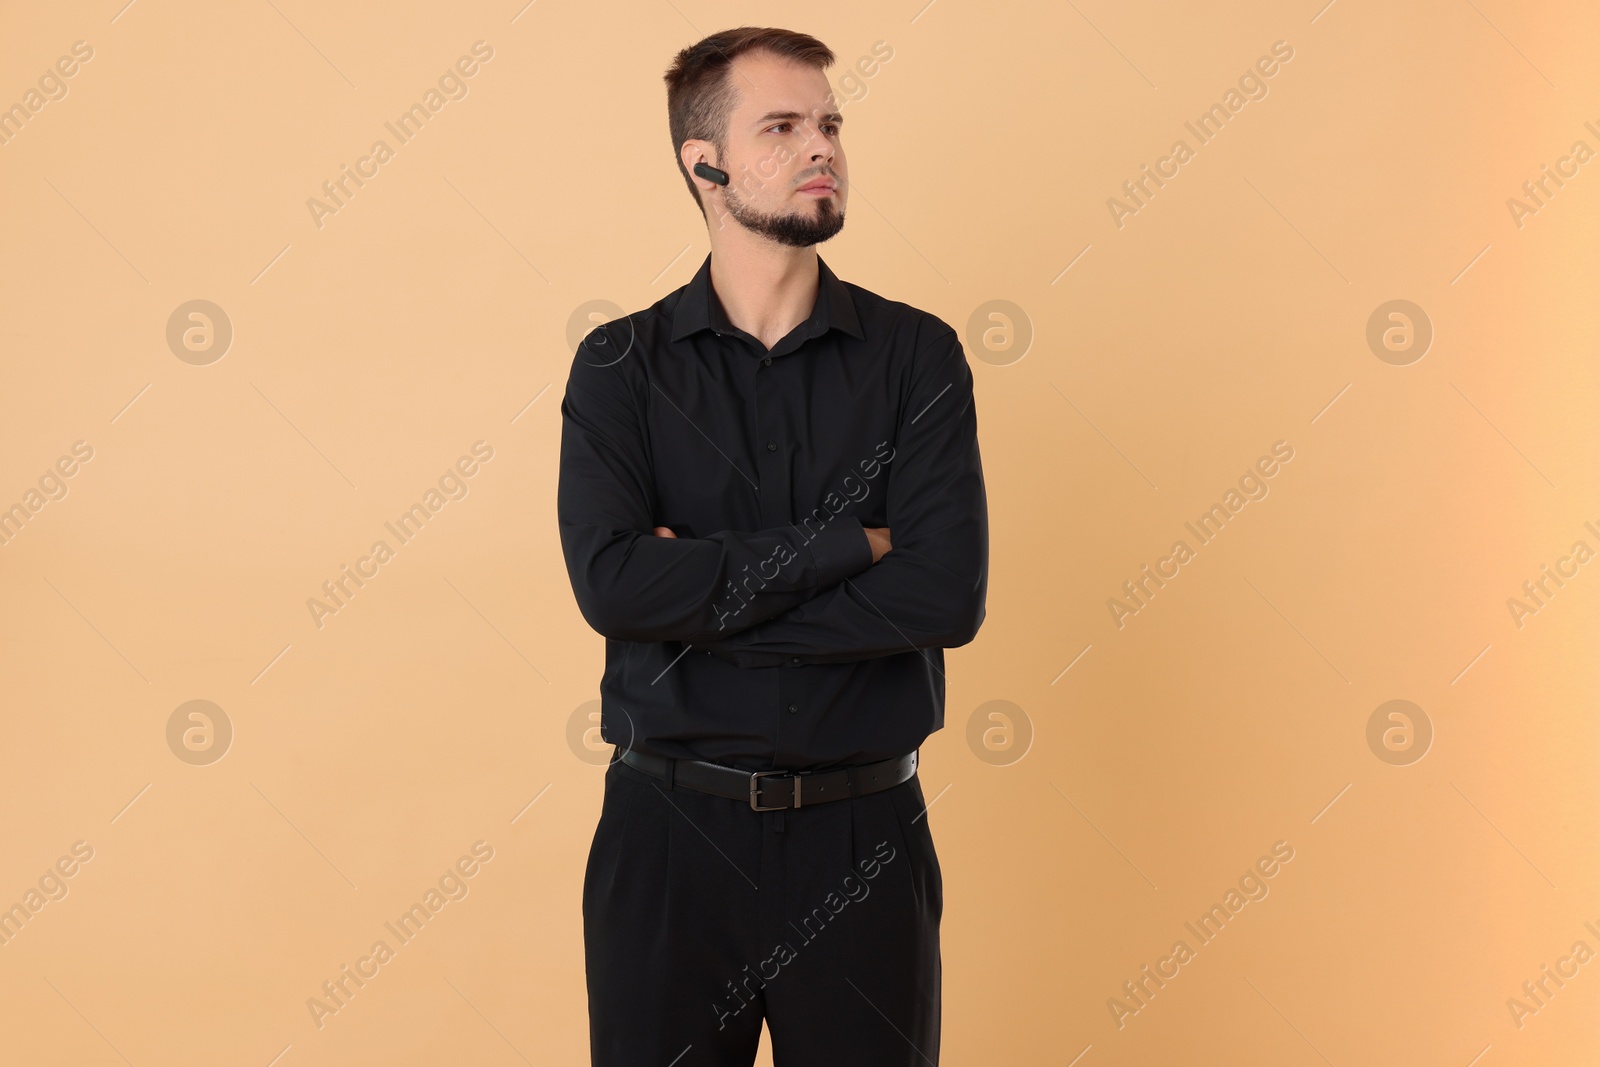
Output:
top-left (618, 747), bottom-right (918, 811)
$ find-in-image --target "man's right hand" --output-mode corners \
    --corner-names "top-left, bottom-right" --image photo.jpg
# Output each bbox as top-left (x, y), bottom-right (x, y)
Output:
top-left (864, 526), bottom-right (892, 564)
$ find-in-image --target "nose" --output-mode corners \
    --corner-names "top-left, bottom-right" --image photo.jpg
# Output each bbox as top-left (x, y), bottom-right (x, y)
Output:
top-left (804, 121), bottom-right (836, 165)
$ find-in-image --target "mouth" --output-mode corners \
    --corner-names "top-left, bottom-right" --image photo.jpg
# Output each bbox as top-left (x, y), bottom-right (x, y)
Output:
top-left (797, 178), bottom-right (837, 195)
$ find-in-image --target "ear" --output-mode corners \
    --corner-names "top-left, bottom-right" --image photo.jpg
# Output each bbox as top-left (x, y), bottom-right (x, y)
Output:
top-left (680, 139), bottom-right (722, 188)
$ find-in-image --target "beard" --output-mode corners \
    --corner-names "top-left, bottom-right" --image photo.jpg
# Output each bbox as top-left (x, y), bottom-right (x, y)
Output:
top-left (721, 181), bottom-right (845, 247)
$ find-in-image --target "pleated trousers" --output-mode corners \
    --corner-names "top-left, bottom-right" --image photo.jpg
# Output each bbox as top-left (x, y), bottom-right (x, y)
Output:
top-left (582, 752), bottom-right (943, 1066)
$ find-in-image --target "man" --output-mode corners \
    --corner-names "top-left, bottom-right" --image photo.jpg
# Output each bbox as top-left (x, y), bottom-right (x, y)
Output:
top-left (557, 25), bottom-right (987, 1066)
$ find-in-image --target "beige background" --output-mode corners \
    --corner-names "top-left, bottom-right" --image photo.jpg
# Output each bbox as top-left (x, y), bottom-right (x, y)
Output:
top-left (2, 0), bottom-right (1598, 1063)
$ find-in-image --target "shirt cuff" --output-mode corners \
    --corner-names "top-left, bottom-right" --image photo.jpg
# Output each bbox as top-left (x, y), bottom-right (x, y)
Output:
top-left (802, 516), bottom-right (874, 588)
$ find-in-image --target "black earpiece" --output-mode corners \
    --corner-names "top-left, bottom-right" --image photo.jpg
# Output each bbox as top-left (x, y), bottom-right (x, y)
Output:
top-left (693, 161), bottom-right (729, 186)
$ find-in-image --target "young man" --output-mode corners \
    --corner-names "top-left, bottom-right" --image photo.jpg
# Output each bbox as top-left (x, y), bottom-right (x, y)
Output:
top-left (557, 25), bottom-right (987, 1066)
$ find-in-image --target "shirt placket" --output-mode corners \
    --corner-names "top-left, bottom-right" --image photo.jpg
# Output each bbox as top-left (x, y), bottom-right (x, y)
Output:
top-left (752, 346), bottom-right (806, 765)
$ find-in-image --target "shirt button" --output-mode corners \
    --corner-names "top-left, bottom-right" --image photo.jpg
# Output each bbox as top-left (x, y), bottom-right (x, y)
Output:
top-left (767, 442), bottom-right (777, 451)
top-left (787, 703), bottom-right (798, 714)
top-left (763, 357), bottom-right (772, 366)
top-left (790, 657), bottom-right (801, 665)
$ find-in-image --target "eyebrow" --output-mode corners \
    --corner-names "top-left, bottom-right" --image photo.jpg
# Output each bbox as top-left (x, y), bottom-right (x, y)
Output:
top-left (752, 110), bottom-right (844, 128)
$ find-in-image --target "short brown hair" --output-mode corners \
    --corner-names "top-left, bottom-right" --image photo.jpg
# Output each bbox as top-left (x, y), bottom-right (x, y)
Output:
top-left (663, 27), bottom-right (835, 218)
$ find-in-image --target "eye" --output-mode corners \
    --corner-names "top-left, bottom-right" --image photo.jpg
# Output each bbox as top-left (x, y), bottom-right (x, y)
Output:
top-left (766, 121), bottom-right (842, 136)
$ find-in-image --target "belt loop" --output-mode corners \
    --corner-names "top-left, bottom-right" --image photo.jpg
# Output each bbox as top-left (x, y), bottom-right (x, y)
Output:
top-left (664, 757), bottom-right (676, 791)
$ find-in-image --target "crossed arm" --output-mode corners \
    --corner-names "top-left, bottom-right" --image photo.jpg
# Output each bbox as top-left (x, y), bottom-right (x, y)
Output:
top-left (557, 334), bottom-right (876, 644)
top-left (692, 329), bottom-right (988, 667)
top-left (556, 327), bottom-right (988, 665)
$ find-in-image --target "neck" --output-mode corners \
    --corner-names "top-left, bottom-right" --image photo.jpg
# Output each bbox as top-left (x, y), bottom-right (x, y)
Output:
top-left (707, 238), bottom-right (820, 352)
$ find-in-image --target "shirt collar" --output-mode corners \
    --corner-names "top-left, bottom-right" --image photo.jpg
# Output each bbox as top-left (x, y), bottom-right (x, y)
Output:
top-left (670, 252), bottom-right (866, 345)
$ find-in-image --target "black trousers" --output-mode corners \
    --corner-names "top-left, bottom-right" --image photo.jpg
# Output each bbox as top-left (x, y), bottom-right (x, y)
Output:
top-left (583, 753), bottom-right (943, 1066)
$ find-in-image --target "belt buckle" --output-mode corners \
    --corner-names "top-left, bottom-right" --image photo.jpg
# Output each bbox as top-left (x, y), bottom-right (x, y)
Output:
top-left (749, 770), bottom-right (800, 811)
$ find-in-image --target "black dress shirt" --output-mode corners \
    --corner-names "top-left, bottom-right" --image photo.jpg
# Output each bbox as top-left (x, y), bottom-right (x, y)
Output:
top-left (556, 252), bottom-right (988, 772)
